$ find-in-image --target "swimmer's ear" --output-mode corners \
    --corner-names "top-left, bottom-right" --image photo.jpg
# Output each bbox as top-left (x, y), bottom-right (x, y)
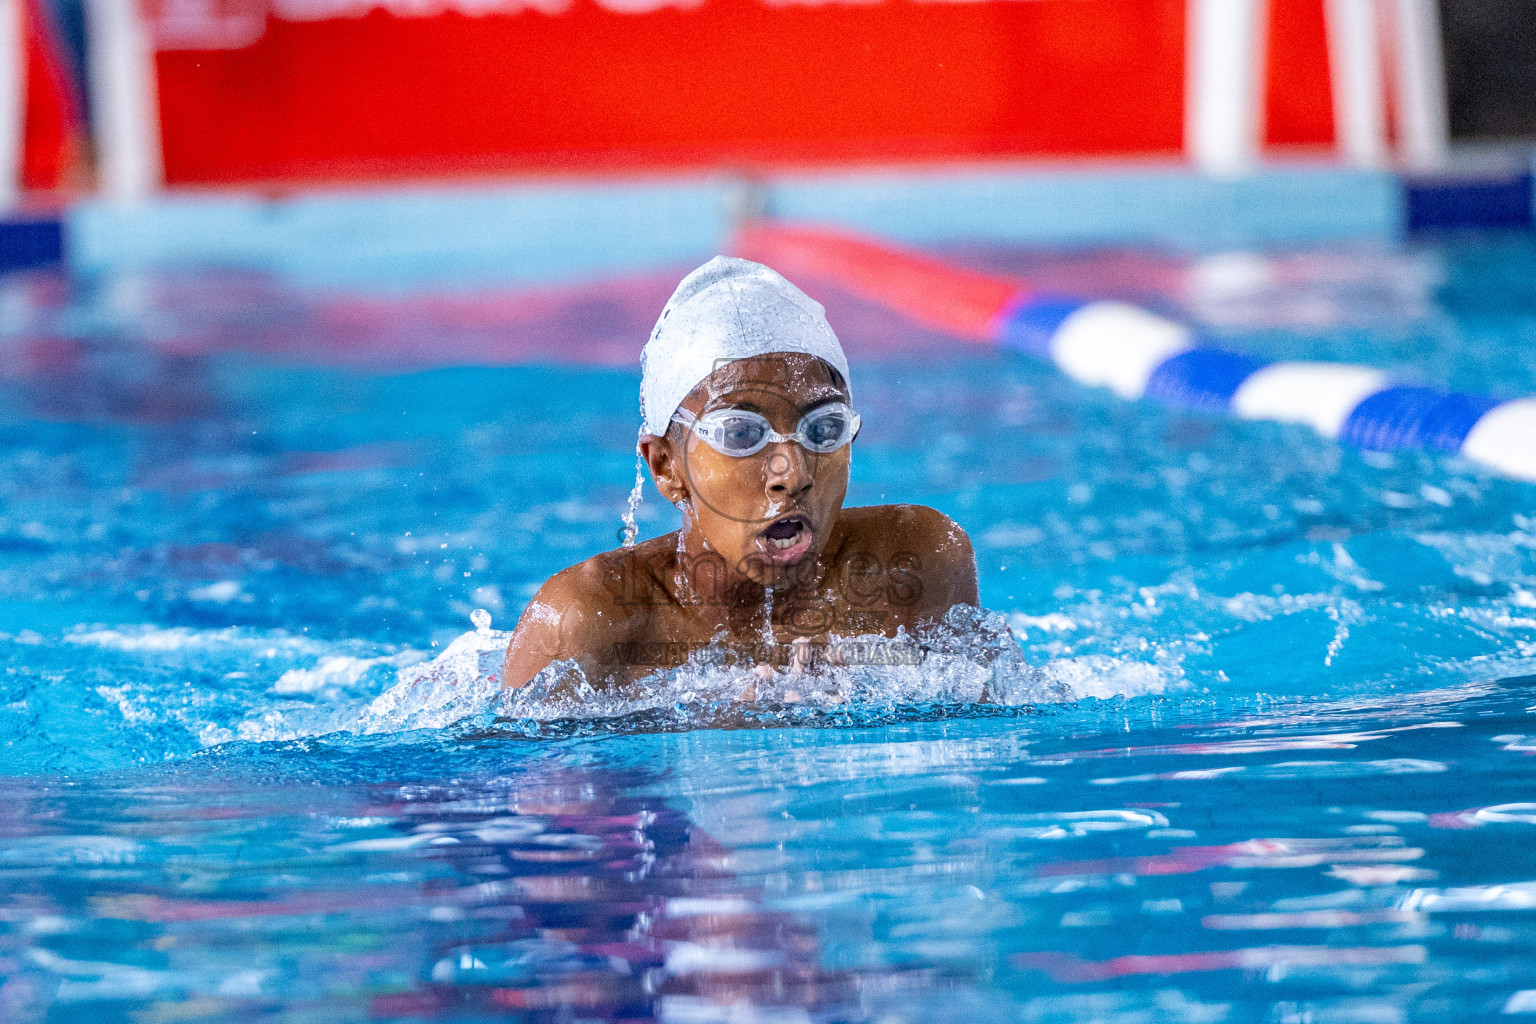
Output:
top-left (639, 434), bottom-right (689, 507)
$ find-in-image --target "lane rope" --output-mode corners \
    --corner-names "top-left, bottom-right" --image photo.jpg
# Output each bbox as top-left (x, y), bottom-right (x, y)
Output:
top-left (734, 221), bottom-right (1536, 483)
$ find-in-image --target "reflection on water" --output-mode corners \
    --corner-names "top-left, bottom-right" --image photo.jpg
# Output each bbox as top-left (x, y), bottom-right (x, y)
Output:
top-left (350, 768), bottom-right (845, 1021)
top-left (0, 761), bottom-right (858, 1022)
top-left (6, 679), bottom-right (1536, 1021)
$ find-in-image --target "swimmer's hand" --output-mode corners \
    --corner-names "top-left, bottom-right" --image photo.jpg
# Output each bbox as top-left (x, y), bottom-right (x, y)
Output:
top-left (739, 662), bottom-right (772, 703)
top-left (745, 640), bottom-right (854, 705)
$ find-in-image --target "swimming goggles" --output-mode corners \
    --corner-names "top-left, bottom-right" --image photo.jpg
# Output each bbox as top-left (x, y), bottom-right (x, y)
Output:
top-left (672, 402), bottom-right (860, 458)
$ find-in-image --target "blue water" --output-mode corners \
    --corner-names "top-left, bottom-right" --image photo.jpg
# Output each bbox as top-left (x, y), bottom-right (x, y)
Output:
top-left (1, 235), bottom-right (1535, 1021)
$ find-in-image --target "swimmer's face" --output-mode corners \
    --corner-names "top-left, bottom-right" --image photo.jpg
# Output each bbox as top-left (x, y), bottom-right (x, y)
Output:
top-left (641, 353), bottom-right (853, 588)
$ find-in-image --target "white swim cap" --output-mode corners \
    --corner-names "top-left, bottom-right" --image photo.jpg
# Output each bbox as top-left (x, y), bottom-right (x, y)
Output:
top-left (640, 256), bottom-right (850, 438)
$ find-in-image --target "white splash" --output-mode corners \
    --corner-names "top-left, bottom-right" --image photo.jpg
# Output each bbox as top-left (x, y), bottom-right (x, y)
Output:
top-left (274, 652), bottom-right (426, 696)
top-left (1037, 655), bottom-right (1174, 700)
top-left (342, 606), bottom-right (1170, 736)
top-left (358, 612), bottom-right (513, 733)
top-left (621, 440), bottom-right (646, 549)
top-left (196, 604), bottom-right (1192, 748)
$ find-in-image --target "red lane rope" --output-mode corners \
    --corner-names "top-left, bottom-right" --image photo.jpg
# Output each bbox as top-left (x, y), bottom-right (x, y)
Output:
top-left (732, 221), bottom-right (1024, 342)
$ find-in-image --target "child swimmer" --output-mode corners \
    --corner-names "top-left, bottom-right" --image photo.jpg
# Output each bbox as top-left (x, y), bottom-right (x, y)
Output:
top-left (502, 256), bottom-right (978, 691)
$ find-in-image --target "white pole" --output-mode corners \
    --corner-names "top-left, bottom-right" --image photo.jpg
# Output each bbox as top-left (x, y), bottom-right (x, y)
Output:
top-left (0, 0), bottom-right (23, 209)
top-left (1187, 0), bottom-right (1269, 175)
top-left (1324, 0), bottom-right (1388, 167)
top-left (1392, 0), bottom-right (1449, 171)
top-left (84, 0), bottom-right (163, 201)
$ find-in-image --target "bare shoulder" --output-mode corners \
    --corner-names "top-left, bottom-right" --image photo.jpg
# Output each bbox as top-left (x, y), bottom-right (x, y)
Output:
top-left (501, 538), bottom-right (665, 689)
top-left (839, 503), bottom-right (974, 559)
top-left (520, 555), bottom-right (617, 627)
top-left (836, 504), bottom-right (978, 614)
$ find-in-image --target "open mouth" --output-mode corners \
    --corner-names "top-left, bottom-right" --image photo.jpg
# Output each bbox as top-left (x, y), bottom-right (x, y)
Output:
top-left (758, 515), bottom-right (814, 564)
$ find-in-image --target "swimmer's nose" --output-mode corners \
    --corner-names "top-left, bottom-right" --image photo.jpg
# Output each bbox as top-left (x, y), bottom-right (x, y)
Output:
top-left (764, 442), bottom-right (812, 501)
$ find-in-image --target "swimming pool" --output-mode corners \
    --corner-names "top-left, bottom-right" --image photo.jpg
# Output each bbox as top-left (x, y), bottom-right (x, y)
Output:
top-left (1, 232), bottom-right (1535, 1021)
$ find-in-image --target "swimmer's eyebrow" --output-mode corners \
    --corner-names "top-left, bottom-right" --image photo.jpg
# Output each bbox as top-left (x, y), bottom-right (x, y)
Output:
top-left (705, 386), bottom-right (849, 415)
top-left (796, 394), bottom-right (847, 413)
top-left (709, 398), bottom-right (766, 414)
top-left (703, 397), bottom-right (848, 420)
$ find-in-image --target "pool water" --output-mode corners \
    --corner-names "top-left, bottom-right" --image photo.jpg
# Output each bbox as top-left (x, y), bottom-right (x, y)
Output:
top-left (1, 234), bottom-right (1535, 1022)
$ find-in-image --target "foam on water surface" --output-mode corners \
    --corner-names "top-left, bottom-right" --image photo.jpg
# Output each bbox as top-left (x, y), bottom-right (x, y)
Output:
top-left (32, 607), bottom-right (1142, 758)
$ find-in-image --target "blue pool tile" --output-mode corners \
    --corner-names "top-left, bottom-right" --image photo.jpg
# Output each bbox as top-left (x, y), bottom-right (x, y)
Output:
top-left (1405, 173), bottom-right (1535, 232)
top-left (0, 218), bottom-right (65, 274)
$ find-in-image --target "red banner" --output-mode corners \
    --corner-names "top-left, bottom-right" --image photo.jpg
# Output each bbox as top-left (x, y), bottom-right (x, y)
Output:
top-left (21, 0), bottom-right (88, 193)
top-left (143, 0), bottom-right (1333, 187)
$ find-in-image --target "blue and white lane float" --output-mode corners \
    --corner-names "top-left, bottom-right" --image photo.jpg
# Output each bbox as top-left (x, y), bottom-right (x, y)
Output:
top-left (736, 222), bottom-right (1536, 483)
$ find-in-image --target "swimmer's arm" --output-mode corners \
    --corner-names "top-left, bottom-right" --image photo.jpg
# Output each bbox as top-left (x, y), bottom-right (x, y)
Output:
top-left (895, 504), bottom-right (979, 620)
top-left (501, 566), bottom-right (626, 690)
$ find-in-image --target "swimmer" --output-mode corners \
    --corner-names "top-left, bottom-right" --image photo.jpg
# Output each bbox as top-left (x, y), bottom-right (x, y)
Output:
top-left (502, 256), bottom-right (978, 690)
